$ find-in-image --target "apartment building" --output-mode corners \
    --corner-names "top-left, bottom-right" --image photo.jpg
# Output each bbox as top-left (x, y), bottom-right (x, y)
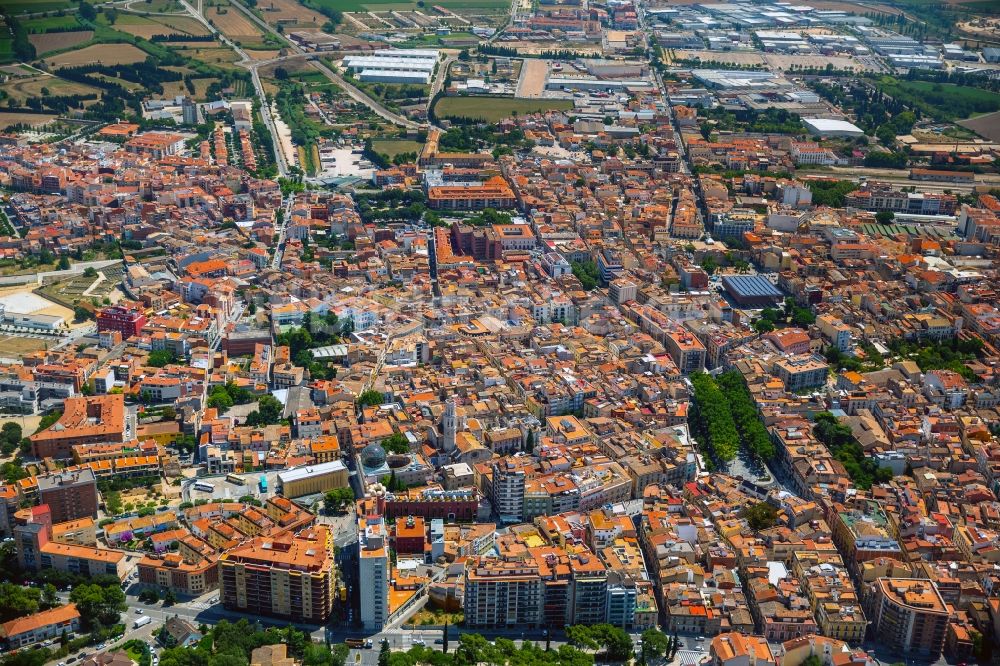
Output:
top-left (96, 305), bottom-right (147, 340)
top-left (37, 469), bottom-right (98, 523)
top-left (0, 604), bottom-right (80, 649)
top-left (816, 314), bottom-right (852, 353)
top-left (844, 186), bottom-right (956, 216)
top-left (14, 506), bottom-right (128, 579)
top-left (29, 394), bottom-right (127, 459)
top-left (871, 578), bottom-right (949, 659)
top-left (490, 460), bottom-right (527, 524)
top-left (464, 558), bottom-right (544, 628)
top-left (359, 515), bottom-right (389, 630)
top-left (665, 329), bottom-right (707, 374)
top-left (427, 177), bottom-right (516, 211)
top-left (220, 526), bottom-right (335, 624)
top-left (137, 552), bottom-right (219, 596)
top-left (772, 357), bottom-right (829, 392)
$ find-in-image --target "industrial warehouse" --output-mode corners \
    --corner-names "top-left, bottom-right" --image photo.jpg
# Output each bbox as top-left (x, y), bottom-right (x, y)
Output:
top-left (342, 49), bottom-right (440, 85)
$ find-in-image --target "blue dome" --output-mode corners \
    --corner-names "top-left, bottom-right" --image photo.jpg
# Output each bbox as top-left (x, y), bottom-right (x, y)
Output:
top-left (361, 443), bottom-right (387, 468)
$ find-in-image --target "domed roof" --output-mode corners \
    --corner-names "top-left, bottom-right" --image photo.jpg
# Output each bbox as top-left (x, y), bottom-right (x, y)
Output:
top-left (361, 443), bottom-right (387, 469)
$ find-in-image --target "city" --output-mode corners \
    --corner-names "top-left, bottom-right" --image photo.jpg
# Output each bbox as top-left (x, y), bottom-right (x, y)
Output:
top-left (0, 0), bottom-right (999, 666)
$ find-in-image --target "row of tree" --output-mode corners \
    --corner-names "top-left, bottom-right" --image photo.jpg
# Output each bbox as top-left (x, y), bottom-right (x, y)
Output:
top-left (716, 372), bottom-right (775, 461)
top-left (689, 372), bottom-right (739, 465)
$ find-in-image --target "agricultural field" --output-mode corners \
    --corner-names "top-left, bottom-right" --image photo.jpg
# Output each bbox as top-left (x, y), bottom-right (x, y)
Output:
top-left (0, 112), bottom-right (57, 129)
top-left (3, 0), bottom-right (76, 14)
top-left (872, 76), bottom-right (1000, 121)
top-left (27, 31), bottom-right (94, 55)
top-left (206, 1), bottom-right (267, 44)
top-left (172, 45), bottom-right (243, 69)
top-left (307, 0), bottom-right (507, 12)
top-left (21, 14), bottom-right (82, 31)
top-left (101, 13), bottom-right (210, 39)
top-left (257, 0), bottom-right (326, 29)
top-left (136, 0), bottom-right (187, 11)
top-left (246, 49), bottom-right (282, 60)
top-left (44, 43), bottom-right (149, 67)
top-left (159, 75), bottom-right (218, 100)
top-left (372, 138), bottom-right (423, 158)
top-left (433, 96), bottom-right (573, 123)
top-left (959, 110), bottom-right (1000, 142)
top-left (0, 75), bottom-right (102, 105)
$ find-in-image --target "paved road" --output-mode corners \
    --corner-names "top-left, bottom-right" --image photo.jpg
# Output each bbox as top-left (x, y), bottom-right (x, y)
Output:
top-left (270, 195), bottom-right (294, 269)
top-left (428, 55), bottom-right (456, 114)
top-left (308, 60), bottom-right (425, 131)
top-left (177, 0), bottom-right (290, 177)
top-left (222, 0), bottom-right (426, 132)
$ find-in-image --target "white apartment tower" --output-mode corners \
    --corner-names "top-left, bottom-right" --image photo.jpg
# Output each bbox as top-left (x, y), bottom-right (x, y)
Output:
top-left (359, 515), bottom-right (389, 630)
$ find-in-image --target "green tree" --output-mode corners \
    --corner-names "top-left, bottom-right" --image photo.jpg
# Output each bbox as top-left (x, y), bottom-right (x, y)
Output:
top-left (640, 629), bottom-right (669, 665)
top-left (41, 583), bottom-right (58, 610)
top-left (207, 386), bottom-right (235, 412)
top-left (378, 640), bottom-right (391, 666)
top-left (742, 502), bottom-right (779, 531)
top-left (381, 432), bottom-right (409, 455)
top-left (244, 394), bottom-right (283, 427)
top-left (689, 372), bottom-right (739, 463)
top-left (875, 210), bottom-right (895, 224)
top-left (356, 390), bottom-right (384, 408)
top-left (0, 582), bottom-right (41, 622)
top-left (73, 305), bottom-right (94, 322)
top-left (163, 589), bottom-right (177, 606)
top-left (57, 256), bottom-right (70, 270)
top-left (570, 260), bottom-right (600, 291)
top-left (0, 422), bottom-right (22, 456)
top-left (70, 582), bottom-right (126, 630)
top-left (323, 488), bottom-right (354, 513)
top-left (147, 350), bottom-right (177, 368)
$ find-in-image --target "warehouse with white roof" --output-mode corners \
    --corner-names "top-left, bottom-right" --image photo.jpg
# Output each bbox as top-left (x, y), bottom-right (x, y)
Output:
top-left (344, 49), bottom-right (439, 84)
top-left (803, 118), bottom-right (864, 138)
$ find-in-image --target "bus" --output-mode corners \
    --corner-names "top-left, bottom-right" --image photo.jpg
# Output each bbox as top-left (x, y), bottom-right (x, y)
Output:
top-left (193, 481), bottom-right (214, 493)
top-left (226, 474), bottom-right (245, 486)
top-left (259, 475), bottom-right (268, 493)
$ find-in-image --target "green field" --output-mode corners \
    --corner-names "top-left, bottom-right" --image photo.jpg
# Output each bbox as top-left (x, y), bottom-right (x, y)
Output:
top-left (872, 77), bottom-right (1000, 121)
top-left (434, 96), bottom-right (574, 123)
top-left (372, 139), bottom-right (423, 158)
top-left (305, 0), bottom-right (507, 11)
top-left (21, 15), bottom-right (82, 31)
top-left (4, 0), bottom-right (76, 13)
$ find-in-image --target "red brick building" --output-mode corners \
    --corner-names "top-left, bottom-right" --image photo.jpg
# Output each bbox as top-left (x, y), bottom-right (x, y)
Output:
top-left (97, 305), bottom-right (146, 340)
top-left (393, 515), bottom-right (426, 555)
